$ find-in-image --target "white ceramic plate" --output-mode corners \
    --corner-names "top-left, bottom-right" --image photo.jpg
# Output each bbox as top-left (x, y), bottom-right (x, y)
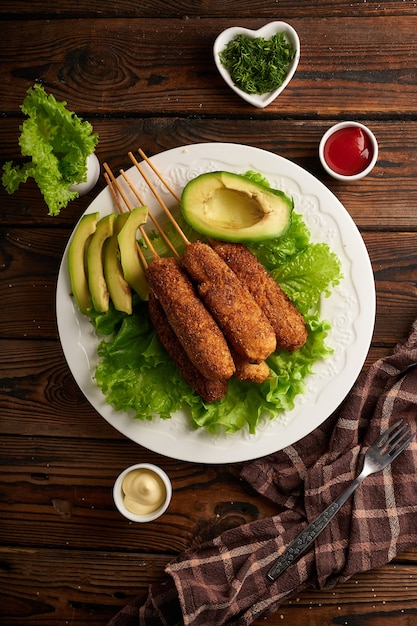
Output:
top-left (56, 143), bottom-right (375, 464)
top-left (213, 21), bottom-right (300, 108)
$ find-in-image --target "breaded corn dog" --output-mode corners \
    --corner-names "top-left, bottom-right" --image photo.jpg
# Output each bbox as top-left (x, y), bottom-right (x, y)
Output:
top-left (232, 354), bottom-right (270, 384)
top-left (210, 241), bottom-right (308, 352)
top-left (182, 241), bottom-right (277, 363)
top-left (148, 293), bottom-right (228, 402)
top-left (146, 256), bottom-right (235, 381)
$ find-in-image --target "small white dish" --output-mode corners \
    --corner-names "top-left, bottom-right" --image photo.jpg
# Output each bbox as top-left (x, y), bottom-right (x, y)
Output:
top-left (213, 21), bottom-right (300, 108)
top-left (70, 152), bottom-right (100, 196)
top-left (113, 463), bottom-right (172, 523)
top-left (319, 121), bottom-right (378, 181)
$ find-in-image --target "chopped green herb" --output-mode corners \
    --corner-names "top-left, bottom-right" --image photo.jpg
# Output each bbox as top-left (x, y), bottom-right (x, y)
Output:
top-left (219, 32), bottom-right (296, 95)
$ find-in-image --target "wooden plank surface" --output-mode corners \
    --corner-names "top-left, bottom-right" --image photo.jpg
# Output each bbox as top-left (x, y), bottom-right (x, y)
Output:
top-left (1, 2), bottom-right (417, 625)
top-left (2, 0), bottom-right (417, 18)
top-left (2, 118), bottom-right (417, 231)
top-left (1, 17), bottom-right (417, 118)
top-left (2, 219), bottom-right (417, 346)
top-left (1, 549), bottom-right (417, 626)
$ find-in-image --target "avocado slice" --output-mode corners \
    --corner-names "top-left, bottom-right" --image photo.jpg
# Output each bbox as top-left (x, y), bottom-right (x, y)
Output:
top-left (68, 212), bottom-right (100, 315)
top-left (103, 213), bottom-right (132, 315)
top-left (181, 171), bottom-right (293, 242)
top-left (117, 206), bottom-right (149, 301)
top-left (87, 213), bottom-right (116, 313)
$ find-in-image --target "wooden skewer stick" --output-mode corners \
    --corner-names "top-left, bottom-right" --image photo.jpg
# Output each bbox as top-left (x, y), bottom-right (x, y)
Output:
top-left (137, 148), bottom-right (181, 204)
top-left (104, 171), bottom-right (126, 214)
top-left (120, 169), bottom-right (179, 258)
top-left (103, 162), bottom-right (158, 260)
top-left (128, 151), bottom-right (189, 247)
top-left (104, 170), bottom-right (149, 269)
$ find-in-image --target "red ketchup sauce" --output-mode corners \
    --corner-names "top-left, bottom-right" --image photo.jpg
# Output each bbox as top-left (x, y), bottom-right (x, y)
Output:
top-left (323, 126), bottom-right (373, 176)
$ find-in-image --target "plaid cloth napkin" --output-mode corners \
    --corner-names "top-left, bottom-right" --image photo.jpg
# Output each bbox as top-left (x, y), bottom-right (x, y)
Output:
top-left (108, 320), bottom-right (417, 626)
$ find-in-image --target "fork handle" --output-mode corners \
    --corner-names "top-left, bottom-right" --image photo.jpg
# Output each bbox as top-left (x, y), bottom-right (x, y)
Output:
top-left (266, 475), bottom-right (363, 582)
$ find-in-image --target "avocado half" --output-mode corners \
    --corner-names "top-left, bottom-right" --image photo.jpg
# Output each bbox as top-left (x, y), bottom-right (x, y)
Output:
top-left (181, 171), bottom-right (293, 242)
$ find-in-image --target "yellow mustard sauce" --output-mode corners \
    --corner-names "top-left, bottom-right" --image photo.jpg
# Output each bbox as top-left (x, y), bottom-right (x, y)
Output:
top-left (122, 468), bottom-right (166, 515)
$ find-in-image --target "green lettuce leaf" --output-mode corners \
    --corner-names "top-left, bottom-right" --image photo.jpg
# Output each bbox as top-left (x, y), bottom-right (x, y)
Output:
top-left (94, 301), bottom-right (200, 421)
top-left (271, 243), bottom-right (343, 315)
top-left (2, 84), bottom-right (98, 215)
top-left (92, 200), bottom-right (343, 435)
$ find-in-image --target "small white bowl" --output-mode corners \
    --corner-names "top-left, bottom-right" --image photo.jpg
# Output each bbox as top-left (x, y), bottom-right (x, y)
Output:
top-left (70, 152), bottom-right (100, 196)
top-left (319, 121), bottom-right (378, 181)
top-left (214, 21), bottom-right (300, 109)
top-left (113, 463), bottom-right (172, 523)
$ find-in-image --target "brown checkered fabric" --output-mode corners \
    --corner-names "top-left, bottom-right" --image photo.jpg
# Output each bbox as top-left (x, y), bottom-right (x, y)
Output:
top-left (107, 320), bottom-right (417, 626)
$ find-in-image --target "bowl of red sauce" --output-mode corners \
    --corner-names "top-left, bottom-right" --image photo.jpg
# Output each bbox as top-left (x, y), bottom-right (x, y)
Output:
top-left (319, 121), bottom-right (378, 181)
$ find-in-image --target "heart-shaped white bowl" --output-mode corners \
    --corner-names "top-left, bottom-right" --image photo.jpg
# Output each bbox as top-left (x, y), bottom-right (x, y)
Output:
top-left (214, 21), bottom-right (300, 109)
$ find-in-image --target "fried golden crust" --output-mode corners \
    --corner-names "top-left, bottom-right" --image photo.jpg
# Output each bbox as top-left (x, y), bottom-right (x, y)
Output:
top-left (182, 241), bottom-right (277, 363)
top-left (211, 241), bottom-right (308, 352)
top-left (146, 256), bottom-right (235, 381)
top-left (148, 293), bottom-right (228, 403)
top-left (232, 356), bottom-right (270, 384)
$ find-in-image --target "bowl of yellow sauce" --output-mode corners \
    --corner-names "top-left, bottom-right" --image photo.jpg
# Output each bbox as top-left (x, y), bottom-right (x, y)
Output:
top-left (113, 463), bottom-right (172, 522)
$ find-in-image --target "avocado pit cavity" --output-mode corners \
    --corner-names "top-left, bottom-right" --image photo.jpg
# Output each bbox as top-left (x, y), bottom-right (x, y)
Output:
top-left (203, 187), bottom-right (268, 230)
top-left (181, 171), bottom-right (293, 242)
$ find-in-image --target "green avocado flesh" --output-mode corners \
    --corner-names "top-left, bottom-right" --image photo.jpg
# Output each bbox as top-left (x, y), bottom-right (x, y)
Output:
top-left (87, 213), bottom-right (116, 314)
top-left (68, 206), bottom-right (150, 316)
top-left (117, 206), bottom-right (149, 301)
top-left (68, 212), bottom-right (99, 315)
top-left (103, 213), bottom-right (132, 315)
top-left (181, 171), bottom-right (293, 242)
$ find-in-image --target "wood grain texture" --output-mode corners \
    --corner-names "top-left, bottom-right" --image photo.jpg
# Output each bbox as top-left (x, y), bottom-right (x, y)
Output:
top-left (1, 230), bottom-right (416, 343)
top-left (0, 436), bottom-right (274, 553)
top-left (1, 547), bottom-right (417, 625)
top-left (1, 17), bottom-right (417, 117)
top-left (2, 0), bottom-right (417, 18)
top-left (2, 118), bottom-right (417, 231)
top-left (2, 2), bottom-right (417, 625)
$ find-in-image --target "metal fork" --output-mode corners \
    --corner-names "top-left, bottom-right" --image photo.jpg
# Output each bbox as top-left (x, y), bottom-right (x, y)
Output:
top-left (267, 420), bottom-right (415, 582)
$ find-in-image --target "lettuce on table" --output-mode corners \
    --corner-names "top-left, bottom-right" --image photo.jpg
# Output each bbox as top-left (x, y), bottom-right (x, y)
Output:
top-left (93, 208), bottom-right (343, 435)
top-left (2, 84), bottom-right (98, 216)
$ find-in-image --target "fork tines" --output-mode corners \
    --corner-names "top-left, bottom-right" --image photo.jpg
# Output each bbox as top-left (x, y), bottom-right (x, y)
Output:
top-left (377, 420), bottom-right (415, 456)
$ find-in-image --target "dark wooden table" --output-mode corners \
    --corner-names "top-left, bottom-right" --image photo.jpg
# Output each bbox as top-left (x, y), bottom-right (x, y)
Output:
top-left (2, 2), bottom-right (417, 625)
